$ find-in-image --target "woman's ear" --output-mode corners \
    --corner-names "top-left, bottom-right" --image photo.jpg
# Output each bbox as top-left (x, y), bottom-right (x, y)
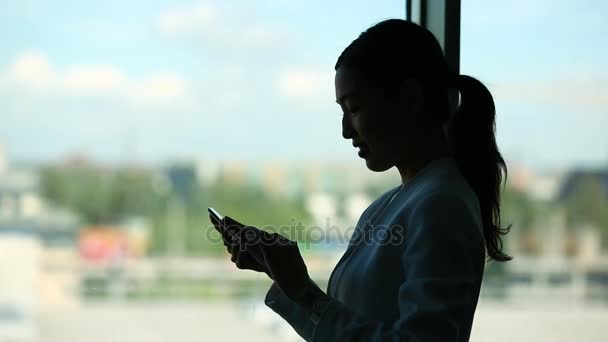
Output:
top-left (398, 77), bottom-right (424, 116)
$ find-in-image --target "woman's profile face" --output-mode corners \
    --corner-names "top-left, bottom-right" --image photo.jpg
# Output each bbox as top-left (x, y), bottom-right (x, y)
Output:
top-left (335, 67), bottom-right (422, 172)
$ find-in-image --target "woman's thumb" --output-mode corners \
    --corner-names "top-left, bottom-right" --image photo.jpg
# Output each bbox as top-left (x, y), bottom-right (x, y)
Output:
top-left (222, 215), bottom-right (243, 229)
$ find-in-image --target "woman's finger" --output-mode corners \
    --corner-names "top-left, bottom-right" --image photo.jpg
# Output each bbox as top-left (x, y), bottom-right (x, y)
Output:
top-left (209, 212), bottom-right (221, 226)
top-left (210, 214), bottom-right (239, 247)
top-left (209, 214), bottom-right (231, 247)
top-left (222, 216), bottom-right (245, 242)
top-left (230, 244), bottom-right (271, 274)
top-left (209, 214), bottom-right (225, 235)
top-left (230, 243), bottom-right (239, 263)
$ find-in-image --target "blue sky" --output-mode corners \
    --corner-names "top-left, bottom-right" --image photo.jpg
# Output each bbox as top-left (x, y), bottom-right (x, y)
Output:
top-left (0, 0), bottom-right (606, 170)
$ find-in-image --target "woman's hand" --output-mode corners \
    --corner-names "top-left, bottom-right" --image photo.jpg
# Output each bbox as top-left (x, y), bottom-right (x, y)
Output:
top-left (209, 214), bottom-right (269, 274)
top-left (209, 214), bottom-right (313, 302)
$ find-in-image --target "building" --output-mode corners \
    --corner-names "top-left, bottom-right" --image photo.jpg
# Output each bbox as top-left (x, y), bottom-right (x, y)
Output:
top-left (0, 145), bottom-right (81, 312)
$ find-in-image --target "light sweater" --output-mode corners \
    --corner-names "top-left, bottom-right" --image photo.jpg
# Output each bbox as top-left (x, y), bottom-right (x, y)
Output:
top-left (264, 157), bottom-right (486, 341)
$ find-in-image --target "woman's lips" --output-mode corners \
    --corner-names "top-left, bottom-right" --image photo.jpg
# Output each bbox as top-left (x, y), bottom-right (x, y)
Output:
top-left (357, 146), bottom-right (370, 158)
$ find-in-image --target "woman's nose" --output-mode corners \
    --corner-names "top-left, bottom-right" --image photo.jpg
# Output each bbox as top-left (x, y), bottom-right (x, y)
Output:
top-left (342, 114), bottom-right (356, 139)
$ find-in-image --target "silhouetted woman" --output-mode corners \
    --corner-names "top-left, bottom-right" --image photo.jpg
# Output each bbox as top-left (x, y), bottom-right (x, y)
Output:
top-left (210, 19), bottom-right (512, 341)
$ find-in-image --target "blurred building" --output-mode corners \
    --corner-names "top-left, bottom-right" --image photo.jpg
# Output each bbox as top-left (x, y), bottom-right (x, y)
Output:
top-left (0, 145), bottom-right (81, 313)
top-left (219, 160), bottom-right (248, 185)
top-left (508, 162), bottom-right (564, 202)
top-left (558, 168), bottom-right (608, 201)
top-left (344, 192), bottom-right (371, 223)
top-left (305, 191), bottom-right (337, 224)
top-left (194, 157), bottom-right (221, 186)
top-left (165, 161), bottom-right (199, 199)
top-left (527, 172), bottom-right (563, 202)
top-left (508, 162), bottom-right (535, 192)
top-left (260, 161), bottom-right (288, 198)
top-left (0, 235), bottom-right (40, 340)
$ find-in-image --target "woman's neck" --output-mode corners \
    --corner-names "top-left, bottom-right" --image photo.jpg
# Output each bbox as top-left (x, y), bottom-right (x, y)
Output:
top-left (396, 127), bottom-right (451, 185)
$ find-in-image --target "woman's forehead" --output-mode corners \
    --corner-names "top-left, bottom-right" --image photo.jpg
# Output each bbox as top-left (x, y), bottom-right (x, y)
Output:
top-left (335, 68), bottom-right (388, 104)
top-left (335, 67), bottom-right (365, 87)
top-left (335, 68), bottom-right (368, 101)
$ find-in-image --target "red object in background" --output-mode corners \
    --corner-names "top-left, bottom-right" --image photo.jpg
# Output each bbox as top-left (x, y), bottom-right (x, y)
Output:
top-left (78, 226), bottom-right (129, 263)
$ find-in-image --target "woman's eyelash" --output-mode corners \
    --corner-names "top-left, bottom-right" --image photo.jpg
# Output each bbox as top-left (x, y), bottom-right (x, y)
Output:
top-left (340, 105), bottom-right (360, 115)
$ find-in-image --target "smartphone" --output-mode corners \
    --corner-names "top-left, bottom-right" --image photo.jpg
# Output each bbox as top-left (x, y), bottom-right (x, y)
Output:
top-left (208, 207), bottom-right (224, 221)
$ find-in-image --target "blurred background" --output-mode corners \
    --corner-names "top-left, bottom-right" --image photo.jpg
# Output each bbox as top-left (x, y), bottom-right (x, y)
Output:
top-left (0, 0), bottom-right (607, 341)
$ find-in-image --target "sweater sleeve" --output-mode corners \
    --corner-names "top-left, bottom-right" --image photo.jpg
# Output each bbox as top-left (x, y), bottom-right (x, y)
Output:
top-left (265, 190), bottom-right (485, 341)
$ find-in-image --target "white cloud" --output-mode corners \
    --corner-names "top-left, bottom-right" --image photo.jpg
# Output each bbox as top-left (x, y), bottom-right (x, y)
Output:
top-left (131, 73), bottom-right (187, 106)
top-left (5, 51), bottom-right (189, 108)
top-left (157, 1), bottom-right (288, 50)
top-left (62, 65), bottom-right (126, 95)
top-left (277, 66), bottom-right (334, 101)
top-left (9, 50), bottom-right (53, 90)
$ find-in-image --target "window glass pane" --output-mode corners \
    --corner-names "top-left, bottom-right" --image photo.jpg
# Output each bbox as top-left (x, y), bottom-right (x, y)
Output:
top-left (0, 1), bottom-right (405, 341)
top-left (462, 1), bottom-right (608, 341)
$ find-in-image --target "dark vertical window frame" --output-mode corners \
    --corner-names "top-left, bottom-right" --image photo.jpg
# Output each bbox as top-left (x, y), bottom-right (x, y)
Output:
top-left (406, 0), bottom-right (461, 112)
top-left (406, 0), bottom-right (460, 73)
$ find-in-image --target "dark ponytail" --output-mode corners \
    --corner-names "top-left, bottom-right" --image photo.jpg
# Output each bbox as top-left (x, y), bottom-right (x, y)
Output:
top-left (447, 74), bottom-right (512, 262)
top-left (335, 19), bottom-right (512, 263)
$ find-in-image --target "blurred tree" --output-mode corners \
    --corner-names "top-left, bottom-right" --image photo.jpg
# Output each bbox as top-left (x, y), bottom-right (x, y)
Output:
top-left (500, 187), bottom-right (535, 232)
top-left (40, 166), bottom-right (164, 224)
top-left (148, 180), bottom-right (314, 257)
top-left (563, 174), bottom-right (608, 235)
top-left (39, 165), bottom-right (355, 256)
top-left (202, 181), bottom-right (311, 237)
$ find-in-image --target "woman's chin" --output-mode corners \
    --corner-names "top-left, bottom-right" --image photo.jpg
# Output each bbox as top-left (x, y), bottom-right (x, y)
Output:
top-left (364, 157), bottom-right (392, 172)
